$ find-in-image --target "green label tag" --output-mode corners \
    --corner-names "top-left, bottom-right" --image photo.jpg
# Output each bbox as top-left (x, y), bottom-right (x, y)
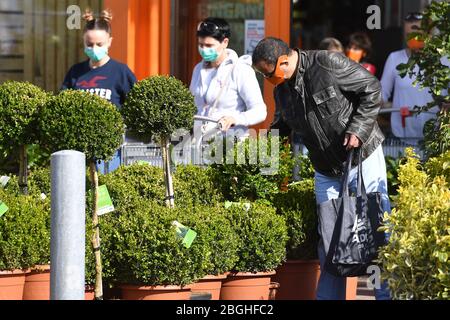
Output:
top-left (0, 201), bottom-right (8, 218)
top-left (97, 185), bottom-right (114, 216)
top-left (172, 221), bottom-right (197, 249)
top-left (0, 176), bottom-right (10, 188)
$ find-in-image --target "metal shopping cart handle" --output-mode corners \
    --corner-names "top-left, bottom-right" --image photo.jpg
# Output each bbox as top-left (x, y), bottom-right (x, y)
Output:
top-left (193, 115), bottom-right (223, 130)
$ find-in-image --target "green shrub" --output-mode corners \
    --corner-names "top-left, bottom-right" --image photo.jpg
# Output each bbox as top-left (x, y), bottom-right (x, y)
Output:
top-left (100, 200), bottom-right (208, 286)
top-left (271, 179), bottom-right (318, 260)
top-left (0, 189), bottom-right (50, 270)
top-left (210, 135), bottom-right (312, 202)
top-left (379, 148), bottom-right (450, 299)
top-left (172, 165), bottom-right (223, 208)
top-left (99, 163), bottom-right (223, 208)
top-left (425, 150), bottom-right (450, 185)
top-left (179, 205), bottom-right (239, 276)
top-left (122, 75), bottom-right (196, 141)
top-left (0, 81), bottom-right (49, 147)
top-left (224, 202), bottom-right (288, 273)
top-left (39, 90), bottom-right (124, 162)
top-left (2, 167), bottom-right (51, 197)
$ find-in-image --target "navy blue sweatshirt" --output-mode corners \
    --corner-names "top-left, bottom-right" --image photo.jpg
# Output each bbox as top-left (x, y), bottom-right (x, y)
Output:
top-left (61, 58), bottom-right (136, 108)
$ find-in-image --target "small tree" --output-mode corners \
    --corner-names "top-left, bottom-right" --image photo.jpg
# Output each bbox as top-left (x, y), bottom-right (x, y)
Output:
top-left (122, 76), bottom-right (197, 208)
top-left (39, 89), bottom-right (124, 300)
top-left (397, 1), bottom-right (450, 157)
top-left (0, 81), bottom-right (49, 194)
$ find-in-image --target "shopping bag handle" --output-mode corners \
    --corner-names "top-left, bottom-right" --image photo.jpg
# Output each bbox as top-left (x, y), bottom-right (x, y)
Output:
top-left (339, 148), bottom-right (367, 198)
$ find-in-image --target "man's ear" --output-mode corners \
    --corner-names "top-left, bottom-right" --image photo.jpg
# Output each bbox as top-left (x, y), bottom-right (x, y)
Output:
top-left (222, 38), bottom-right (229, 48)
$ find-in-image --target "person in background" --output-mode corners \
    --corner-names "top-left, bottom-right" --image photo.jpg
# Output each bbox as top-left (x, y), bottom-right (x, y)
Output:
top-left (346, 32), bottom-right (376, 76)
top-left (62, 9), bottom-right (137, 174)
top-left (318, 37), bottom-right (344, 53)
top-left (189, 17), bottom-right (267, 140)
top-left (380, 12), bottom-right (440, 144)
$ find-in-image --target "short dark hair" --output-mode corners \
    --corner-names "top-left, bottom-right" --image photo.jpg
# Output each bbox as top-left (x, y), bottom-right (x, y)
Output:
top-left (347, 32), bottom-right (372, 57)
top-left (197, 17), bottom-right (231, 42)
top-left (318, 37), bottom-right (344, 52)
top-left (252, 37), bottom-right (291, 66)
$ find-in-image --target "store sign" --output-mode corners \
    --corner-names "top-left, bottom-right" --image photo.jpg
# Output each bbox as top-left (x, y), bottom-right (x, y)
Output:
top-left (245, 20), bottom-right (265, 55)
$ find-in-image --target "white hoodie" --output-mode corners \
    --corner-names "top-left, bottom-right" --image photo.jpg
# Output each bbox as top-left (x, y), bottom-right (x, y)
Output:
top-left (189, 49), bottom-right (267, 134)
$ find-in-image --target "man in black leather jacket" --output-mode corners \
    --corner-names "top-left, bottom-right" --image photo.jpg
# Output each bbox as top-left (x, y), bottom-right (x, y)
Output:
top-left (252, 37), bottom-right (391, 300)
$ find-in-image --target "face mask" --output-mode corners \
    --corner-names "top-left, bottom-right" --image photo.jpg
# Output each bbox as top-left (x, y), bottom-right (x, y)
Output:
top-left (85, 46), bottom-right (109, 62)
top-left (346, 49), bottom-right (364, 63)
top-left (407, 38), bottom-right (424, 50)
top-left (199, 46), bottom-right (220, 62)
top-left (266, 55), bottom-right (289, 86)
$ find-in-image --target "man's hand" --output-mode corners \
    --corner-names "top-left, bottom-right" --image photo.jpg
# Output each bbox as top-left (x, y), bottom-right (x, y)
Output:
top-left (343, 133), bottom-right (362, 150)
top-left (218, 116), bottom-right (237, 132)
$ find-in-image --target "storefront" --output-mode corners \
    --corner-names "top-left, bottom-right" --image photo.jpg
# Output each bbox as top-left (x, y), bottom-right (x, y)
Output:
top-left (104, 0), bottom-right (291, 130)
top-left (0, 0), bottom-right (430, 130)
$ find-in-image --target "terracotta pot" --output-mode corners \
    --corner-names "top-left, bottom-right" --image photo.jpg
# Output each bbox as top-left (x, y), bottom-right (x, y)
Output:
top-left (85, 285), bottom-right (96, 300)
top-left (191, 274), bottom-right (227, 300)
top-left (346, 277), bottom-right (358, 300)
top-left (23, 265), bottom-right (51, 300)
top-left (220, 271), bottom-right (276, 300)
top-left (269, 282), bottom-right (280, 300)
top-left (120, 285), bottom-right (192, 300)
top-left (0, 269), bottom-right (28, 300)
top-left (272, 260), bottom-right (320, 300)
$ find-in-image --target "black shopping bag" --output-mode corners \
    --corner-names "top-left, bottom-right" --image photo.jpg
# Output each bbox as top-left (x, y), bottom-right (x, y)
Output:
top-left (318, 149), bottom-right (386, 277)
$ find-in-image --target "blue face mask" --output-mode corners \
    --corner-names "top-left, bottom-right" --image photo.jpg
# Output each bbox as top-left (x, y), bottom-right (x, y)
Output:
top-left (198, 46), bottom-right (219, 62)
top-left (84, 46), bottom-right (109, 62)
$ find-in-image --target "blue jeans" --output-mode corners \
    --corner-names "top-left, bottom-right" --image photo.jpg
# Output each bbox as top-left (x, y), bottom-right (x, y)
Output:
top-left (96, 149), bottom-right (121, 175)
top-left (314, 145), bottom-right (391, 300)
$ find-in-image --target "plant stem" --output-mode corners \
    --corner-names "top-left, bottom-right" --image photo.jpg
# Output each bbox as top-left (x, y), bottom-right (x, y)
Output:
top-left (89, 161), bottom-right (103, 300)
top-left (18, 145), bottom-right (28, 195)
top-left (161, 137), bottom-right (175, 208)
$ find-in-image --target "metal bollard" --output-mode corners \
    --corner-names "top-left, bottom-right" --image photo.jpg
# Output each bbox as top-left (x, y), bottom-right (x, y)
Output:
top-left (50, 150), bottom-right (86, 300)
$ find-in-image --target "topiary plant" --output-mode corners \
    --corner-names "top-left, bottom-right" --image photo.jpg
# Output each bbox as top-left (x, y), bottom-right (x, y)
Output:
top-left (271, 178), bottom-right (318, 260)
top-left (122, 76), bottom-right (197, 208)
top-left (379, 148), bottom-right (450, 299)
top-left (39, 89), bottom-right (124, 299)
top-left (179, 205), bottom-right (239, 277)
top-left (224, 201), bottom-right (288, 273)
top-left (0, 81), bottom-right (50, 195)
top-left (0, 189), bottom-right (50, 271)
top-left (100, 199), bottom-right (209, 287)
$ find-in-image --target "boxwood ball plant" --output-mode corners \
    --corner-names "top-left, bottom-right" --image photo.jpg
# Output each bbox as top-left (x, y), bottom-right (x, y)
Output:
top-left (39, 89), bottom-right (124, 299)
top-left (0, 81), bottom-right (49, 194)
top-left (122, 76), bottom-right (197, 207)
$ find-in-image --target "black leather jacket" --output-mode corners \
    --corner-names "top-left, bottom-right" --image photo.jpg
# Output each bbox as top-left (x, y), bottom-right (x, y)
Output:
top-left (272, 50), bottom-right (385, 177)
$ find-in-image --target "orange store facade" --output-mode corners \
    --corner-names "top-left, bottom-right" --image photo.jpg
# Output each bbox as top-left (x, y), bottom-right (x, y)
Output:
top-left (105, 0), bottom-right (291, 130)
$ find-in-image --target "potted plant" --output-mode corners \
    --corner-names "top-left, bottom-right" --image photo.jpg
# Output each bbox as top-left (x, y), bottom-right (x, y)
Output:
top-left (100, 199), bottom-right (208, 300)
top-left (0, 188), bottom-right (49, 300)
top-left (270, 178), bottom-right (321, 300)
top-left (39, 90), bottom-right (124, 300)
top-left (122, 75), bottom-right (197, 208)
top-left (220, 202), bottom-right (288, 300)
top-left (0, 81), bottom-right (49, 195)
top-left (183, 205), bottom-right (239, 300)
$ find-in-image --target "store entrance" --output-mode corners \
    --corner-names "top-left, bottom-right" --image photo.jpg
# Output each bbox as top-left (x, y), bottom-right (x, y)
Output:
top-left (171, 0), bottom-right (264, 86)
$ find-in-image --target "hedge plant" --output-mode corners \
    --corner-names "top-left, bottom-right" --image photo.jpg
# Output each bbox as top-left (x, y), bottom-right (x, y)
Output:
top-left (40, 89), bottom-right (124, 299)
top-left (0, 189), bottom-right (50, 271)
top-left (122, 76), bottom-right (197, 207)
top-left (379, 148), bottom-right (450, 299)
top-left (224, 202), bottom-right (288, 273)
top-left (179, 205), bottom-right (239, 276)
top-left (100, 199), bottom-right (209, 286)
top-left (271, 178), bottom-right (318, 260)
top-left (99, 163), bottom-right (223, 208)
top-left (0, 81), bottom-right (49, 194)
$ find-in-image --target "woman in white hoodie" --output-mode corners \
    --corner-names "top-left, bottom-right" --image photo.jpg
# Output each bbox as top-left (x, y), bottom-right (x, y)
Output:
top-left (190, 17), bottom-right (267, 137)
